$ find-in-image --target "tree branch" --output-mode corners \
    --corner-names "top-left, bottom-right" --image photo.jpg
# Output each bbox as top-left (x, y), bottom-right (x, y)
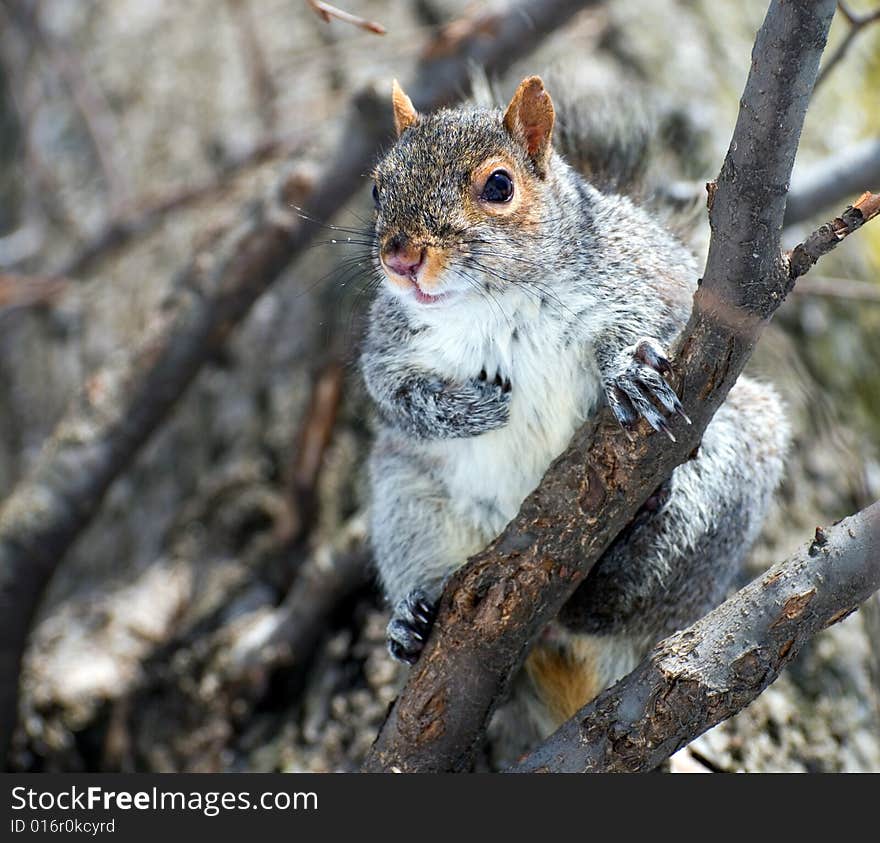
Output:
top-left (785, 138), bottom-right (880, 225)
top-left (511, 502), bottom-right (880, 772)
top-left (814, 1), bottom-right (880, 91)
top-left (56, 133), bottom-right (299, 279)
top-left (363, 0), bottom-right (840, 773)
top-left (0, 0), bottom-right (602, 765)
top-left (786, 191), bottom-right (880, 280)
top-left (792, 274), bottom-right (880, 303)
top-left (306, 0), bottom-right (387, 35)
top-left (219, 542), bottom-right (371, 687)
top-left (226, 0), bottom-right (280, 131)
top-left (0, 273), bottom-right (69, 321)
top-left (283, 360), bottom-right (346, 545)
top-left (7, 0), bottom-right (131, 213)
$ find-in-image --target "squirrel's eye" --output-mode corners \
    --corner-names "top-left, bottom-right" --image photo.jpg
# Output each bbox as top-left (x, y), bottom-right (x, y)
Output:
top-left (481, 170), bottom-right (514, 203)
top-left (372, 183), bottom-right (381, 208)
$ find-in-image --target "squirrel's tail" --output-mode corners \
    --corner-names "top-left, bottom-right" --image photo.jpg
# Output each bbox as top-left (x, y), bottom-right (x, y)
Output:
top-left (552, 92), bottom-right (653, 196)
top-left (470, 68), bottom-right (654, 195)
top-left (547, 74), bottom-right (710, 243)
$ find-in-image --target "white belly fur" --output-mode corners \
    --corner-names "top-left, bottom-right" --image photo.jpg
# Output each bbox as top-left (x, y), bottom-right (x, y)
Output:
top-left (411, 291), bottom-right (601, 536)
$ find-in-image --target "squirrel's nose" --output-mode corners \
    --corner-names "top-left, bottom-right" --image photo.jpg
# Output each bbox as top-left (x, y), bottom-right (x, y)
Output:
top-left (382, 239), bottom-right (425, 279)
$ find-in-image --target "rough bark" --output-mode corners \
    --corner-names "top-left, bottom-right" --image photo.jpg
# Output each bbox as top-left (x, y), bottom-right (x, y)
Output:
top-left (0, 0), bottom-right (600, 764)
top-left (363, 0), bottom-right (839, 773)
top-left (512, 502), bottom-right (880, 772)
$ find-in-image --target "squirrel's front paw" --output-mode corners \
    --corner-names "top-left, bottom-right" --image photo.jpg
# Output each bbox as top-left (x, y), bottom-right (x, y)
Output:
top-left (387, 590), bottom-right (438, 665)
top-left (463, 368), bottom-right (511, 430)
top-left (605, 338), bottom-right (691, 441)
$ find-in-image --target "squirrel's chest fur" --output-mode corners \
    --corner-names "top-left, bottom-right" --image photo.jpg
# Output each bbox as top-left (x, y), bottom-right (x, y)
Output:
top-left (411, 289), bottom-right (600, 536)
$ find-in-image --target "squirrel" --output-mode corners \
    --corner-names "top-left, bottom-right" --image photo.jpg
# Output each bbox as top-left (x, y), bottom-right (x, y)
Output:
top-left (360, 76), bottom-right (789, 742)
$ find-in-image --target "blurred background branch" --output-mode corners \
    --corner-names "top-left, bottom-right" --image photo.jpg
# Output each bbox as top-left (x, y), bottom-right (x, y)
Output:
top-left (814, 0), bottom-right (880, 90)
top-left (0, 0), bottom-right (604, 767)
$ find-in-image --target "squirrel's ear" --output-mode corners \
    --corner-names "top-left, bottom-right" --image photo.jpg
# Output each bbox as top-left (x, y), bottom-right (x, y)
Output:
top-left (503, 76), bottom-right (555, 174)
top-left (391, 79), bottom-right (419, 136)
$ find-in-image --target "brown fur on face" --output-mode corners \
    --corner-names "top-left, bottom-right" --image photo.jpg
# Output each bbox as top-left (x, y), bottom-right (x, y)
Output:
top-left (468, 154), bottom-right (544, 231)
top-left (415, 246), bottom-right (448, 291)
top-left (373, 77), bottom-right (558, 296)
top-left (376, 145), bottom-right (547, 294)
top-left (470, 156), bottom-right (523, 217)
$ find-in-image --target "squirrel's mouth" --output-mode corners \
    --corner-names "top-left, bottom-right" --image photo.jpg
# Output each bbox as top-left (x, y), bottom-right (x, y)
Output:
top-left (380, 248), bottom-right (451, 305)
top-left (410, 280), bottom-right (449, 305)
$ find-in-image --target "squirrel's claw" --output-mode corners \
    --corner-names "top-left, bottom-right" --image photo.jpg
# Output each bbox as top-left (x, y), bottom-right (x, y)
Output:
top-left (479, 367), bottom-right (512, 394)
top-left (607, 384), bottom-right (639, 429)
top-left (387, 590), bottom-right (438, 665)
top-left (606, 338), bottom-right (690, 441)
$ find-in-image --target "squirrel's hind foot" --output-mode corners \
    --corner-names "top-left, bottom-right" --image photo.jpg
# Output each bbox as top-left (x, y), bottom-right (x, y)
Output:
top-left (605, 338), bottom-right (691, 441)
top-left (387, 590), bottom-right (438, 665)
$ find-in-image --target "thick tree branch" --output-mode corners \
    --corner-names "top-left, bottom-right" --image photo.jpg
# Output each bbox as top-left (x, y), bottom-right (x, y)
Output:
top-left (512, 502), bottom-right (880, 772)
top-left (0, 0), bottom-right (600, 765)
top-left (363, 0), bottom-right (840, 773)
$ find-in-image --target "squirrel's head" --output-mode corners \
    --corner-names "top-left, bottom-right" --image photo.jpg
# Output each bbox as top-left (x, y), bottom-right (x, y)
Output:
top-left (372, 76), bottom-right (556, 307)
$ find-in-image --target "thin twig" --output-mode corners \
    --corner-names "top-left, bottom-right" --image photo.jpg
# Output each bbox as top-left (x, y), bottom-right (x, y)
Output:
top-left (8, 0), bottom-right (131, 213)
top-left (791, 275), bottom-right (880, 302)
top-left (283, 360), bottom-right (345, 545)
top-left (815, 1), bottom-right (880, 90)
top-left (0, 273), bottom-right (69, 319)
top-left (306, 0), bottom-right (387, 35)
top-left (0, 5), bottom-right (83, 240)
top-left (786, 191), bottom-right (880, 281)
top-left (57, 133), bottom-right (299, 278)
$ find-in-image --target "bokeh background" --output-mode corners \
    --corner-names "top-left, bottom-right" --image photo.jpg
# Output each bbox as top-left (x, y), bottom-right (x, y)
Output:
top-left (1, 0), bottom-right (878, 771)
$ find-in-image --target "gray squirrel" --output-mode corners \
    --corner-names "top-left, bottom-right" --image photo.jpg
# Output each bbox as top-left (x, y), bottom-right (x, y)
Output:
top-left (360, 76), bottom-right (789, 732)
